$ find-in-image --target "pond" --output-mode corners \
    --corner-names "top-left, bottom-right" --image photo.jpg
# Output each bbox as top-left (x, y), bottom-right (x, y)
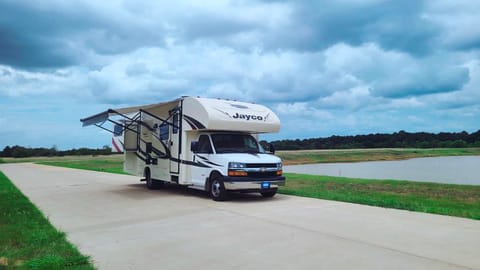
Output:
top-left (283, 156), bottom-right (480, 185)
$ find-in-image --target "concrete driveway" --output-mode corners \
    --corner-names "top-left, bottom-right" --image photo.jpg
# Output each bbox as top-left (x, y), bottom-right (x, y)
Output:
top-left (1, 163), bottom-right (479, 270)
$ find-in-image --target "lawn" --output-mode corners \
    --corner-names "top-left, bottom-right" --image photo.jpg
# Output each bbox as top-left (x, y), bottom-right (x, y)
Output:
top-left (0, 171), bottom-right (95, 269)
top-left (280, 173), bottom-right (480, 220)
top-left (37, 159), bottom-right (126, 175)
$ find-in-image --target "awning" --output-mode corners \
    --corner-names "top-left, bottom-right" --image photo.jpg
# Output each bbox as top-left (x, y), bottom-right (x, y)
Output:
top-left (80, 99), bottom-right (181, 127)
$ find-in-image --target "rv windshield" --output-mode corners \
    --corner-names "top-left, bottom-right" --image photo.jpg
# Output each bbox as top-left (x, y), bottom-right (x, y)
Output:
top-left (211, 134), bottom-right (261, 154)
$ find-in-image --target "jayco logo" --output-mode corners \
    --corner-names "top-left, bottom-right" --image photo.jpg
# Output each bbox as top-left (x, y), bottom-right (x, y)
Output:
top-left (232, 112), bottom-right (264, 121)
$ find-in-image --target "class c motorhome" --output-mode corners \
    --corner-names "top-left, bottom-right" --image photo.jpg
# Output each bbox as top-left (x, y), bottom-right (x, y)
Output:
top-left (81, 96), bottom-right (285, 201)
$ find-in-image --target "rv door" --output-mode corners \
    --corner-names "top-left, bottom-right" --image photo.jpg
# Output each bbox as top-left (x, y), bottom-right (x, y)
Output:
top-left (169, 109), bottom-right (181, 174)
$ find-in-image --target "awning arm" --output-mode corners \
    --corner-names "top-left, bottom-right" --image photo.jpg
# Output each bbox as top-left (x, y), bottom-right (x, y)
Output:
top-left (80, 109), bottom-right (113, 127)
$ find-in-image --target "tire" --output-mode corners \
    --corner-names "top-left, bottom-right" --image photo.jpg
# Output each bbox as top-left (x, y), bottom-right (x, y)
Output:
top-left (145, 168), bottom-right (163, 190)
top-left (260, 190), bottom-right (277, 198)
top-left (210, 174), bottom-right (228, 201)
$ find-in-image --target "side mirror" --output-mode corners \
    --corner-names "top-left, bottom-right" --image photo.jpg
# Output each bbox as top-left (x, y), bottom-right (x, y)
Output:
top-left (269, 143), bottom-right (275, 154)
top-left (146, 142), bottom-right (152, 154)
top-left (191, 141), bottom-right (198, 153)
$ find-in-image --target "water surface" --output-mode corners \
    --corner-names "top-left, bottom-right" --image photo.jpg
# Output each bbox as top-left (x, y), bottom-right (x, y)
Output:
top-left (283, 156), bottom-right (480, 185)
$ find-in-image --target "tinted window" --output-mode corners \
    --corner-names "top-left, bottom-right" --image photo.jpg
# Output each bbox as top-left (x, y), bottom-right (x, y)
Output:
top-left (211, 134), bottom-right (260, 153)
top-left (113, 124), bottom-right (123, 136)
top-left (172, 114), bottom-right (179, 134)
top-left (198, 135), bottom-right (213, 153)
top-left (159, 123), bottom-right (169, 140)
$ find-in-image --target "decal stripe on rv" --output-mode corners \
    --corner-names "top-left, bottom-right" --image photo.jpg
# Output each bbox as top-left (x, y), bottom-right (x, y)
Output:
top-left (112, 137), bottom-right (123, 152)
top-left (184, 115), bottom-right (206, 129)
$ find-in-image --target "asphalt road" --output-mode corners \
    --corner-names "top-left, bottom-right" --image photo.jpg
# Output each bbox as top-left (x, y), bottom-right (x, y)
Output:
top-left (1, 163), bottom-right (479, 270)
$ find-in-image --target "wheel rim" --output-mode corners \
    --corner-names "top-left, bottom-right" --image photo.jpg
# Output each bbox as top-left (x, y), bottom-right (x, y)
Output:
top-left (211, 180), bottom-right (221, 197)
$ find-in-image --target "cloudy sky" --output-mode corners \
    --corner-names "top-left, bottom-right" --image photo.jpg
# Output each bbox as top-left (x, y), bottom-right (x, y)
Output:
top-left (1, 0), bottom-right (479, 150)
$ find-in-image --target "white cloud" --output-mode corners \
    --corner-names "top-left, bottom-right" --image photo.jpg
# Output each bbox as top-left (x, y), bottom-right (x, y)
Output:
top-left (323, 43), bottom-right (469, 98)
top-left (425, 0), bottom-right (480, 50)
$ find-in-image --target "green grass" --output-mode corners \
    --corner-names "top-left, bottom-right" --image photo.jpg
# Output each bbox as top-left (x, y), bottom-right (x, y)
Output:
top-left (278, 148), bottom-right (480, 165)
top-left (0, 171), bottom-right (95, 269)
top-left (37, 159), bottom-right (126, 175)
top-left (1, 155), bottom-right (123, 164)
top-left (280, 173), bottom-right (480, 220)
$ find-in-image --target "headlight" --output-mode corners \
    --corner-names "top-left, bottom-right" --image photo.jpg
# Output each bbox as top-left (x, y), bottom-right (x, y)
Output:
top-left (229, 162), bottom-right (246, 169)
top-left (276, 162), bottom-right (283, 176)
top-left (228, 162), bottom-right (247, 177)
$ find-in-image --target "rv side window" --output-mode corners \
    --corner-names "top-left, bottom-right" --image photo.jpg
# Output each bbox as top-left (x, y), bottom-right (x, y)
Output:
top-left (113, 124), bottom-right (123, 136)
top-left (159, 123), bottom-right (169, 140)
top-left (197, 135), bottom-right (213, 154)
top-left (172, 113), bottom-right (179, 134)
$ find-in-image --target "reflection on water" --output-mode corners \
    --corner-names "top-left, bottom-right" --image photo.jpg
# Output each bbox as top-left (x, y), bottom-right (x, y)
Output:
top-left (284, 156), bottom-right (480, 185)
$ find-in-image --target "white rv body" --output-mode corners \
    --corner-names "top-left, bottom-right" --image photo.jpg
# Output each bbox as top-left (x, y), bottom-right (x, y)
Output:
top-left (81, 97), bottom-right (285, 200)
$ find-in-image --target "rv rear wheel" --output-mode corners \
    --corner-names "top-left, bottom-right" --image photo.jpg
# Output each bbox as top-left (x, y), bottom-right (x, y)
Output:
top-left (210, 175), bottom-right (228, 201)
top-left (145, 168), bottom-right (163, 189)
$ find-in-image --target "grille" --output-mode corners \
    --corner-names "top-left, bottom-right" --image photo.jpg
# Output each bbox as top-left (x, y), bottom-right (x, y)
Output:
top-left (245, 163), bottom-right (277, 168)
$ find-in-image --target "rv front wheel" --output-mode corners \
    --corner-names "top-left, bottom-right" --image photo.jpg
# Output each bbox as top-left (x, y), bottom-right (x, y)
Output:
top-left (260, 190), bottom-right (277, 198)
top-left (210, 175), bottom-right (228, 201)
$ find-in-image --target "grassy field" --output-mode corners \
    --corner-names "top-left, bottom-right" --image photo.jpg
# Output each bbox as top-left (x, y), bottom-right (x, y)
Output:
top-left (37, 158), bottom-right (126, 175)
top-left (282, 173), bottom-right (480, 220)
top-left (277, 147), bottom-right (480, 165)
top-left (0, 154), bottom-right (123, 164)
top-left (0, 171), bottom-right (95, 269)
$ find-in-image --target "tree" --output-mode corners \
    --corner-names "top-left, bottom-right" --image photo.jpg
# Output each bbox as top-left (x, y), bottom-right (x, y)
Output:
top-left (1, 146), bottom-right (12, 157)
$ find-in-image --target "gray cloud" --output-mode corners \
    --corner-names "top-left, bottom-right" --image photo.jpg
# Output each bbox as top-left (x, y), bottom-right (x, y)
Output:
top-left (239, 1), bottom-right (439, 55)
top-left (0, 1), bottom-right (168, 68)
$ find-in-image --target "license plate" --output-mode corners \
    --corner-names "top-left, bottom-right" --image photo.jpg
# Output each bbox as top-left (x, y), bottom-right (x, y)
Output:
top-left (261, 182), bottom-right (271, 189)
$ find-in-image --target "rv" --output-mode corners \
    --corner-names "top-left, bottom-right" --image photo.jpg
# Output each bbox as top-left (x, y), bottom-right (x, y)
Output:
top-left (80, 97), bottom-right (285, 201)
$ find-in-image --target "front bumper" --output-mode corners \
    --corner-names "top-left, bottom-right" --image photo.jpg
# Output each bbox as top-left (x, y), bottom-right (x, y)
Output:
top-left (222, 176), bottom-right (286, 191)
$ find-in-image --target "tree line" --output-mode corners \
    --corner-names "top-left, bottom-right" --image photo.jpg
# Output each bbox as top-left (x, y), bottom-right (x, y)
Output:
top-left (2, 130), bottom-right (480, 157)
top-left (0, 145), bottom-right (115, 158)
top-left (267, 130), bottom-right (480, 150)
